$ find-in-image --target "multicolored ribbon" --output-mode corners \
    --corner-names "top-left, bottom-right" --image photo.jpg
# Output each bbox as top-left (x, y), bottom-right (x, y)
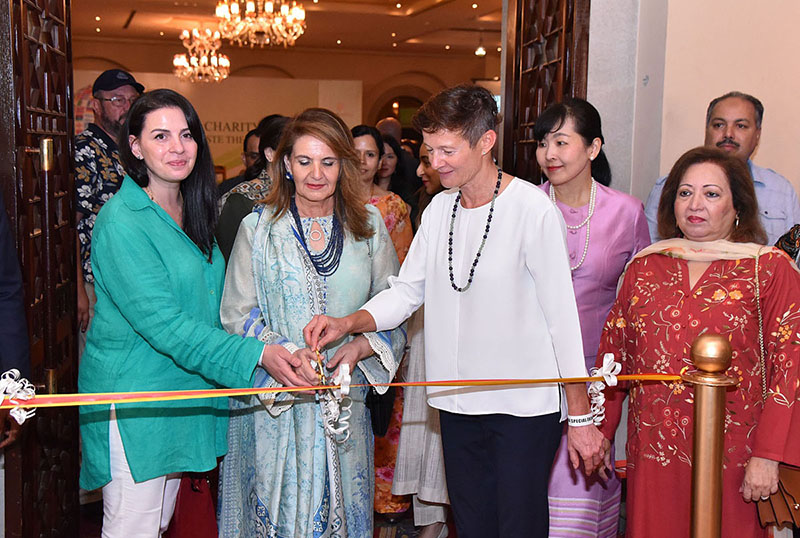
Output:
top-left (0, 373), bottom-right (681, 410)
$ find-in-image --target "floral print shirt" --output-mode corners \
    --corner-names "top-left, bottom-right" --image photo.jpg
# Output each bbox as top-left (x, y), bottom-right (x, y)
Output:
top-left (75, 124), bottom-right (125, 283)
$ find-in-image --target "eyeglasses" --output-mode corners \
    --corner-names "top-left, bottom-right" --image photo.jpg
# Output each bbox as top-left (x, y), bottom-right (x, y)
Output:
top-left (96, 96), bottom-right (139, 108)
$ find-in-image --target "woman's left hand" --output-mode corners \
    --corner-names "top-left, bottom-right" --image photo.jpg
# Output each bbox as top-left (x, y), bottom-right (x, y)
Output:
top-left (567, 424), bottom-right (608, 477)
top-left (326, 336), bottom-right (372, 377)
top-left (740, 456), bottom-right (780, 502)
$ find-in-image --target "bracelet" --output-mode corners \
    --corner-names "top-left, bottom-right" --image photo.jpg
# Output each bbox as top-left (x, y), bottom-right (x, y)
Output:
top-left (567, 413), bottom-right (594, 427)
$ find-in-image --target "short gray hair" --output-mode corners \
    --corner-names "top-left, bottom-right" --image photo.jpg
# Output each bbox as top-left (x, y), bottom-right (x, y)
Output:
top-left (705, 91), bottom-right (764, 128)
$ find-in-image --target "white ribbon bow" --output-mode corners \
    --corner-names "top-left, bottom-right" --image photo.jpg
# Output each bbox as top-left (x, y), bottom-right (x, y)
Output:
top-left (587, 353), bottom-right (622, 426)
top-left (320, 364), bottom-right (352, 443)
top-left (0, 369), bottom-right (36, 425)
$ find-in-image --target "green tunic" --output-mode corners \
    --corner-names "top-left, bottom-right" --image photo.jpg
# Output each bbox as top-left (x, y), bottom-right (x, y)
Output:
top-left (79, 176), bottom-right (263, 491)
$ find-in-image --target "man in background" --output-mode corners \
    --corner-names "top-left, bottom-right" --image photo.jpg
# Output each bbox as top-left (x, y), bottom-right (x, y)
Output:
top-left (217, 127), bottom-right (260, 197)
top-left (644, 91), bottom-right (800, 244)
top-left (75, 69), bottom-right (144, 354)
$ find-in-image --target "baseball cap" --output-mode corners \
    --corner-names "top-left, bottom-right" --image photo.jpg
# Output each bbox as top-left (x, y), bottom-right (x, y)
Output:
top-left (92, 69), bottom-right (144, 94)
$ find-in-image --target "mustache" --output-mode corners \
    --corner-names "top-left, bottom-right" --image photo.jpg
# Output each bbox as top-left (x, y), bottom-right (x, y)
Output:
top-left (717, 138), bottom-right (739, 148)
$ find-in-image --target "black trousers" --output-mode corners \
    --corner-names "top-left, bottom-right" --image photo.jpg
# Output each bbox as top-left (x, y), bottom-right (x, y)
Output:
top-left (439, 410), bottom-right (562, 538)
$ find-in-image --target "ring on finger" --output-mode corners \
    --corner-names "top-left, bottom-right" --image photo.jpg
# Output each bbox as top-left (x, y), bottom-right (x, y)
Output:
top-left (760, 495), bottom-right (769, 501)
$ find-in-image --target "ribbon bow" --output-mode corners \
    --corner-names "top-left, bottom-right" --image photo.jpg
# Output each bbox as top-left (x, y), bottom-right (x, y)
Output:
top-left (320, 364), bottom-right (352, 443)
top-left (0, 369), bottom-right (36, 425)
top-left (587, 354), bottom-right (622, 426)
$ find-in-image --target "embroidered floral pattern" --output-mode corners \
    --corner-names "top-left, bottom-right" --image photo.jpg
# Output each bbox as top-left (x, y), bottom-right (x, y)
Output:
top-left (598, 250), bottom-right (800, 537)
top-left (368, 193), bottom-right (412, 264)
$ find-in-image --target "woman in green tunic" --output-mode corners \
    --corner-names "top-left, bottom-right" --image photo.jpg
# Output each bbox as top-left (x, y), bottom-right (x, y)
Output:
top-left (78, 89), bottom-right (292, 537)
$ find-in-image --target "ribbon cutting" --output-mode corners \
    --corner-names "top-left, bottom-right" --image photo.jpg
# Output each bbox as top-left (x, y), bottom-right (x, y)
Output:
top-left (0, 372), bottom-right (682, 410)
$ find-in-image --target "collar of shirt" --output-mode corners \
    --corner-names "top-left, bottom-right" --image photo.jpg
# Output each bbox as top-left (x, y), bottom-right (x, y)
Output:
top-left (747, 159), bottom-right (765, 187)
top-left (86, 122), bottom-right (119, 152)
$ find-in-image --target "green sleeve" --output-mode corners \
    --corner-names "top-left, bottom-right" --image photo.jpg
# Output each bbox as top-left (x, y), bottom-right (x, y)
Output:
top-left (93, 220), bottom-right (261, 388)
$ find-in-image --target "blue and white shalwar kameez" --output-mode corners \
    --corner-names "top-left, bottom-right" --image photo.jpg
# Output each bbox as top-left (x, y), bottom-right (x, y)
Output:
top-left (218, 205), bottom-right (405, 538)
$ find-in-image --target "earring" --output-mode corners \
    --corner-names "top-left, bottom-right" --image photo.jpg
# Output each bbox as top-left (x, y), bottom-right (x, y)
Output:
top-left (735, 214), bottom-right (740, 229)
top-left (285, 170), bottom-right (294, 181)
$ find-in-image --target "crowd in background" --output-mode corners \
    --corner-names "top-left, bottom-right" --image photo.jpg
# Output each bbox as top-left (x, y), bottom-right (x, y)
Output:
top-left (0, 67), bottom-right (796, 538)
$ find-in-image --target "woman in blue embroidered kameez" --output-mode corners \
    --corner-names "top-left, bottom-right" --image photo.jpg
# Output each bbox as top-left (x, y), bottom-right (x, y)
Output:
top-left (218, 108), bottom-right (405, 538)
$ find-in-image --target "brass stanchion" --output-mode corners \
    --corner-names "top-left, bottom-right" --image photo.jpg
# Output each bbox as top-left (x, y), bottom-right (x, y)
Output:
top-left (681, 334), bottom-right (738, 538)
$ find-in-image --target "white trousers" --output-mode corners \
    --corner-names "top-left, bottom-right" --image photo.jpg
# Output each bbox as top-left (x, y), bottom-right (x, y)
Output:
top-left (102, 407), bottom-right (181, 538)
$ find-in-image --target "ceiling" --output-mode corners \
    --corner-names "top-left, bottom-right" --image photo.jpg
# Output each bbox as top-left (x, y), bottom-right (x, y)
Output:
top-left (72, 0), bottom-right (504, 55)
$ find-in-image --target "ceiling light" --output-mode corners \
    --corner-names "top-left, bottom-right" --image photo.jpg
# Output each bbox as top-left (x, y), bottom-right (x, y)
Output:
top-left (445, 44), bottom-right (450, 50)
top-left (216, 0), bottom-right (307, 48)
top-left (392, 42), bottom-right (397, 47)
top-left (471, 3), bottom-right (478, 8)
top-left (475, 33), bottom-right (486, 56)
top-left (392, 102), bottom-right (399, 109)
top-left (173, 28), bottom-right (230, 83)
top-left (336, 39), bottom-right (342, 44)
top-left (160, 31), bottom-right (165, 36)
top-left (391, 32), bottom-right (396, 37)
top-left (95, 16), bottom-right (101, 21)
top-left (496, 46), bottom-right (501, 52)
top-left (395, 3), bottom-right (402, 8)
top-left (95, 27), bottom-right (101, 32)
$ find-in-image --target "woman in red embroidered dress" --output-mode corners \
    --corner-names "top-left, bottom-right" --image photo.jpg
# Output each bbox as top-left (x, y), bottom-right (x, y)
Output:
top-left (597, 147), bottom-right (800, 538)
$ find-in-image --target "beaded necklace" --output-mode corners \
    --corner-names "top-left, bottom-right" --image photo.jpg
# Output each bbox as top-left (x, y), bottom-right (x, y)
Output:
top-left (289, 198), bottom-right (344, 277)
top-left (549, 178), bottom-right (597, 271)
top-left (448, 168), bottom-right (502, 293)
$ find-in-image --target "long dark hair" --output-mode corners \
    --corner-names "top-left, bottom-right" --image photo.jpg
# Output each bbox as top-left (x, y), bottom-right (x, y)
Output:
top-left (380, 134), bottom-right (406, 190)
top-left (119, 89), bottom-right (218, 260)
top-left (244, 115), bottom-right (290, 182)
top-left (532, 98), bottom-right (612, 187)
top-left (658, 146), bottom-right (766, 244)
top-left (265, 108), bottom-right (374, 241)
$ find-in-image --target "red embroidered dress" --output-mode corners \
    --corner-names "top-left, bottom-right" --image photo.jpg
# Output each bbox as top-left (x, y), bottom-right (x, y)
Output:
top-left (598, 249), bottom-right (800, 538)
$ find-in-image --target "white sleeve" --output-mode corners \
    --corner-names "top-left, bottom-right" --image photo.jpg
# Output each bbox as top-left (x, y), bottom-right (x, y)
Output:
top-left (526, 205), bottom-right (588, 378)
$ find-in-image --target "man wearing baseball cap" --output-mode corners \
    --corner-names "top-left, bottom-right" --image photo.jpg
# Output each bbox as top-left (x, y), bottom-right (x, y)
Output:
top-left (75, 69), bottom-right (144, 356)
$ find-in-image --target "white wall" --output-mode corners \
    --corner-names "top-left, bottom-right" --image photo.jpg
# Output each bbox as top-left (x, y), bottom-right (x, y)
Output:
top-left (587, 0), bottom-right (639, 196)
top-left (659, 0), bottom-right (800, 193)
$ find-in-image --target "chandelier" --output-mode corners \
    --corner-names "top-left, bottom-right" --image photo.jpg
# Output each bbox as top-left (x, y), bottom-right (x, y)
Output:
top-left (173, 29), bottom-right (231, 83)
top-left (215, 0), bottom-right (306, 48)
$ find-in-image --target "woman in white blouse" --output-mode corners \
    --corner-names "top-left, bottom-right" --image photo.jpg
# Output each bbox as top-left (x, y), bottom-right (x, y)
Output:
top-left (304, 84), bottom-right (607, 538)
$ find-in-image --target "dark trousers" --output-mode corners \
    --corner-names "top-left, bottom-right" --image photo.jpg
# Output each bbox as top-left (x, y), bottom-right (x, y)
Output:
top-left (439, 410), bottom-right (561, 538)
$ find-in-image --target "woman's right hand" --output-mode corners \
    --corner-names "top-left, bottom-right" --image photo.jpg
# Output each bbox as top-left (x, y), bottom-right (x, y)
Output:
top-left (303, 315), bottom-right (349, 351)
top-left (259, 344), bottom-right (310, 387)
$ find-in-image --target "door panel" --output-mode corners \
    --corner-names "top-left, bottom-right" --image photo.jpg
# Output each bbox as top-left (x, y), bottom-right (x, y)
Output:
top-left (0, 1), bottom-right (78, 536)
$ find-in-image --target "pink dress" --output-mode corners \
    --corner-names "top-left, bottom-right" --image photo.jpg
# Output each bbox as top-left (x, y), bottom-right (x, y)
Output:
top-left (541, 181), bottom-right (650, 537)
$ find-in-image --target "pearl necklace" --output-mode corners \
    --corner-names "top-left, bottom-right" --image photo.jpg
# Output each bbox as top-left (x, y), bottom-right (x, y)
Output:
top-left (549, 178), bottom-right (596, 271)
top-left (448, 168), bottom-right (502, 292)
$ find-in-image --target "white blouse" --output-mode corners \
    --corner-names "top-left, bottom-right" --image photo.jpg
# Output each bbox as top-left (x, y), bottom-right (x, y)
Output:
top-left (362, 178), bottom-right (587, 417)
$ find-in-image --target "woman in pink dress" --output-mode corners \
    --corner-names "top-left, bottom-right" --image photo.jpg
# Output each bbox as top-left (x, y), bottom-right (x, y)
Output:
top-left (534, 98), bottom-right (650, 537)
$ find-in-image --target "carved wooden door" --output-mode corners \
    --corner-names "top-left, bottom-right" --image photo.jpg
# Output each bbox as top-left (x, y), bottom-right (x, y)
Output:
top-left (502, 0), bottom-right (590, 183)
top-left (0, 1), bottom-right (78, 537)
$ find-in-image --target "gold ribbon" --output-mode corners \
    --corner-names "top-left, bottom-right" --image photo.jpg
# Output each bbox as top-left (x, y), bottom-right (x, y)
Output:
top-left (0, 374), bottom-right (681, 409)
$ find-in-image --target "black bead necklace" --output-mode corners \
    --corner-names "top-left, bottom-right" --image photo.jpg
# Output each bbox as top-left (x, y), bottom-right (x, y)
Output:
top-left (289, 197), bottom-right (345, 277)
top-left (448, 168), bottom-right (503, 292)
